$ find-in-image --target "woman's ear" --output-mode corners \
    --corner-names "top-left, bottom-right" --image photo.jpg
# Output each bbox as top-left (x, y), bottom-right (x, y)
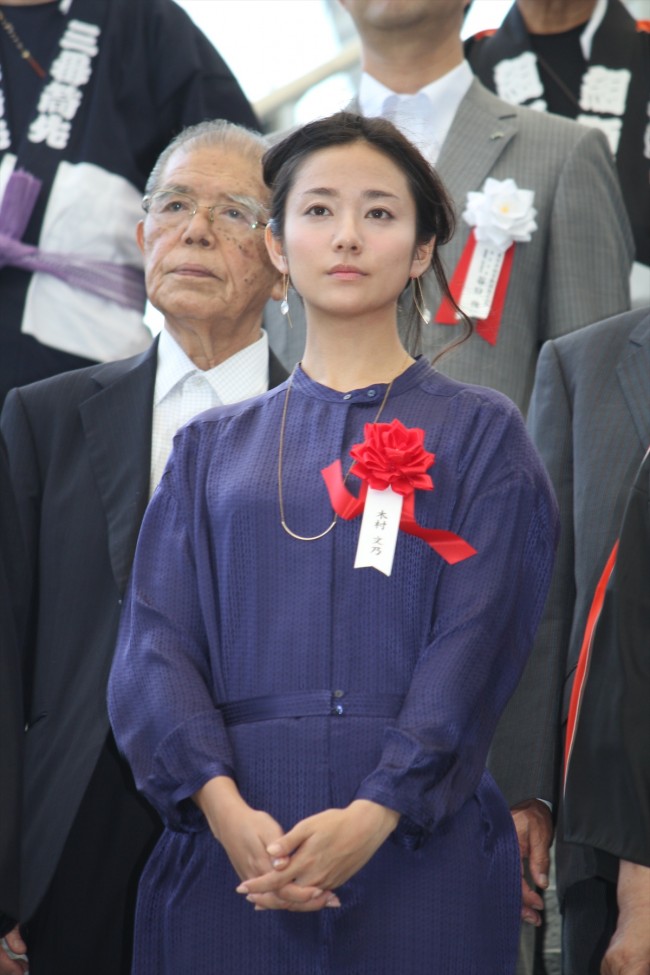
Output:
top-left (265, 224), bottom-right (288, 274)
top-left (410, 236), bottom-right (436, 278)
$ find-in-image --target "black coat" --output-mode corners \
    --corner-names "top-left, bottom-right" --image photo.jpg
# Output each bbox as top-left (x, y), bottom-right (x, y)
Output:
top-left (0, 338), bottom-right (287, 921)
top-left (0, 437), bottom-right (28, 927)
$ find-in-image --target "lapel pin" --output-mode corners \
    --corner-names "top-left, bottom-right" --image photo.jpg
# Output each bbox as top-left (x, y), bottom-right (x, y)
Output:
top-left (490, 131), bottom-right (505, 140)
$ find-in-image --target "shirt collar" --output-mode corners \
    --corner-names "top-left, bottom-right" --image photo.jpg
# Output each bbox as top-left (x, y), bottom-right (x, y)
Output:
top-left (358, 60), bottom-right (473, 147)
top-left (154, 326), bottom-right (269, 406)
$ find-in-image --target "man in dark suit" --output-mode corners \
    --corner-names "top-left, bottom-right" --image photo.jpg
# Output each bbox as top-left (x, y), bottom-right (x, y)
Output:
top-left (492, 306), bottom-right (650, 973)
top-left (0, 119), bottom-right (286, 975)
top-left (563, 445), bottom-right (650, 975)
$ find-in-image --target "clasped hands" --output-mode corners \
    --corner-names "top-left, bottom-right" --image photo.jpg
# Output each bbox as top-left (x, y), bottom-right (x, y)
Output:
top-left (194, 776), bottom-right (399, 913)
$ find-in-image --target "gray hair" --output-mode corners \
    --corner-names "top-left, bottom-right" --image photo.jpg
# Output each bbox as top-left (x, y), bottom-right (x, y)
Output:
top-left (144, 120), bottom-right (270, 198)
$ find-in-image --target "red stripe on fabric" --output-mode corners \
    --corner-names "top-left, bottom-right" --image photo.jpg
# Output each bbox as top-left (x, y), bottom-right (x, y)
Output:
top-left (563, 540), bottom-right (619, 790)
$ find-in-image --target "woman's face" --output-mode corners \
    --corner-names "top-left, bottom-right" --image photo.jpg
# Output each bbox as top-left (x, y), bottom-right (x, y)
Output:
top-left (266, 141), bottom-right (433, 324)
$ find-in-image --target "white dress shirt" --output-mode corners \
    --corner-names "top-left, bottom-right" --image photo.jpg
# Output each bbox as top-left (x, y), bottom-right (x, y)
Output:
top-left (150, 326), bottom-right (270, 493)
top-left (358, 60), bottom-right (474, 164)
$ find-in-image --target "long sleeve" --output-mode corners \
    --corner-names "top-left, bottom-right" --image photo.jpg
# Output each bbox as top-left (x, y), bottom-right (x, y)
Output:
top-left (108, 437), bottom-right (235, 831)
top-left (356, 408), bottom-right (559, 834)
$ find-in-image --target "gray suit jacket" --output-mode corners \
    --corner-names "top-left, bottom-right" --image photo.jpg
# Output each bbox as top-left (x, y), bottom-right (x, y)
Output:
top-left (0, 338), bottom-right (287, 920)
top-left (265, 79), bottom-right (633, 412)
top-left (488, 307), bottom-right (650, 895)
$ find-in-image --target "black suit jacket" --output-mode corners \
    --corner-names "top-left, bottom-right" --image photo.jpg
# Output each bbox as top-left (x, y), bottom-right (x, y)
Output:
top-left (0, 438), bottom-right (28, 927)
top-left (563, 447), bottom-right (650, 870)
top-left (0, 338), bottom-right (287, 921)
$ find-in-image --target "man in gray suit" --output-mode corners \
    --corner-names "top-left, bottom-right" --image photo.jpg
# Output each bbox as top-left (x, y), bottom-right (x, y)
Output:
top-left (0, 120), bottom-right (286, 975)
top-left (266, 0), bottom-right (633, 415)
top-left (502, 306), bottom-right (650, 974)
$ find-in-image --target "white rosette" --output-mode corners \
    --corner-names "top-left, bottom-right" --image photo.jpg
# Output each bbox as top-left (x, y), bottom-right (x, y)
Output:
top-left (458, 178), bottom-right (537, 321)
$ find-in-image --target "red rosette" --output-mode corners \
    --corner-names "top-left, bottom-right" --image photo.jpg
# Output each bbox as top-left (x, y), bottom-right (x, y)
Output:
top-left (349, 419), bottom-right (435, 496)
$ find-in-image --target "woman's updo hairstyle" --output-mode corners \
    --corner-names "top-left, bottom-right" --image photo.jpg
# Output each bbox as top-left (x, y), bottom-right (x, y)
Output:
top-left (263, 112), bottom-right (471, 357)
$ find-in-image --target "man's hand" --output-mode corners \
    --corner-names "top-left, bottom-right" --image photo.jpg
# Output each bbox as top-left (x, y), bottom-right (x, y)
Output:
top-left (511, 799), bottom-right (553, 926)
top-left (0, 926), bottom-right (28, 975)
top-left (236, 800), bottom-right (399, 911)
top-left (601, 860), bottom-right (650, 975)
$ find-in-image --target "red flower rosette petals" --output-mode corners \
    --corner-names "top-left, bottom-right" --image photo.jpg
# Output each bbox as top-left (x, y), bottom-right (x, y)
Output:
top-left (349, 419), bottom-right (435, 496)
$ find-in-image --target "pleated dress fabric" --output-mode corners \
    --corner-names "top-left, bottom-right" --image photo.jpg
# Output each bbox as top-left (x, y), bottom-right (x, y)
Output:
top-left (109, 358), bottom-right (558, 975)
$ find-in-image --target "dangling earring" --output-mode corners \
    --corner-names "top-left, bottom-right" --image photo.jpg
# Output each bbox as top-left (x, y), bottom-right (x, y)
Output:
top-left (280, 274), bottom-right (294, 329)
top-left (280, 274), bottom-right (290, 316)
top-left (411, 276), bottom-right (431, 325)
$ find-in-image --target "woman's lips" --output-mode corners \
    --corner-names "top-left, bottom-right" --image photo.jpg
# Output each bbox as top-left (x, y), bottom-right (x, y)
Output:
top-left (328, 264), bottom-right (367, 279)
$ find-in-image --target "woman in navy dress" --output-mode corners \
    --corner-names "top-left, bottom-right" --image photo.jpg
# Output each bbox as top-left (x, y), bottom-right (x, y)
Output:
top-left (108, 113), bottom-right (558, 975)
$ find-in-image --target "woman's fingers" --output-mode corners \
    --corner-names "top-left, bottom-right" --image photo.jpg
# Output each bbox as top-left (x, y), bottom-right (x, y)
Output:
top-left (244, 888), bottom-right (341, 912)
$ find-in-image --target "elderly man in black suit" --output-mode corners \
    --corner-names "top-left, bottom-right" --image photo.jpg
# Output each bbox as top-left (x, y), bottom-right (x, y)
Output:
top-left (0, 119), bottom-right (286, 975)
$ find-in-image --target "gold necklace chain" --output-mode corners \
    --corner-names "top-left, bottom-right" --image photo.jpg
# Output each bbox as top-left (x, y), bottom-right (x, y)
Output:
top-left (277, 365), bottom-right (402, 542)
top-left (0, 8), bottom-right (47, 79)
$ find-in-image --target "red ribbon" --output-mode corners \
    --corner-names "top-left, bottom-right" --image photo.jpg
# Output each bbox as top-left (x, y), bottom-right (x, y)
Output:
top-left (321, 461), bottom-right (477, 565)
top-left (435, 230), bottom-right (515, 346)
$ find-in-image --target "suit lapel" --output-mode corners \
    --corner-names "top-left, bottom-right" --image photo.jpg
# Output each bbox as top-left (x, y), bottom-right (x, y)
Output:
top-left (79, 343), bottom-right (157, 595)
top-left (435, 80), bottom-right (518, 206)
top-left (616, 315), bottom-right (650, 452)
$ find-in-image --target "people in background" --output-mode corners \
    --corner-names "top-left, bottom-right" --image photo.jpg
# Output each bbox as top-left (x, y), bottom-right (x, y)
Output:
top-left (0, 0), bottom-right (258, 404)
top-left (467, 0), bottom-right (650, 274)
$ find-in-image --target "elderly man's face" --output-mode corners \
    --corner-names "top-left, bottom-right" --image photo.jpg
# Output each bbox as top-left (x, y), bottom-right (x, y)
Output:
top-left (137, 143), bottom-right (280, 341)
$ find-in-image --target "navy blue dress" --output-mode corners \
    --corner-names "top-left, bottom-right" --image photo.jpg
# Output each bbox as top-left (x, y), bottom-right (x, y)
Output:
top-left (109, 359), bottom-right (558, 975)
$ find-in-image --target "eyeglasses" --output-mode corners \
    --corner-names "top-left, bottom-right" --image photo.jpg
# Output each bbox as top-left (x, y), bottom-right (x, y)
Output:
top-left (142, 190), bottom-right (267, 237)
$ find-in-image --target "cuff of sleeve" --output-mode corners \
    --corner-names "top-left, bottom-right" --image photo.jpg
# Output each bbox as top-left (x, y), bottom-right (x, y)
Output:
top-left (149, 708), bottom-right (235, 830)
top-left (354, 778), bottom-right (431, 849)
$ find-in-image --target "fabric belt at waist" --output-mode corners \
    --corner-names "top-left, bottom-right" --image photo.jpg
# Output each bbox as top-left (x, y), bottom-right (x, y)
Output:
top-left (220, 690), bottom-right (404, 726)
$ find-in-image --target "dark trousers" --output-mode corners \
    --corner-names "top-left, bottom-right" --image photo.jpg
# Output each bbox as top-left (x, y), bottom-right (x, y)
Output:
top-left (561, 877), bottom-right (618, 975)
top-left (25, 735), bottom-right (161, 975)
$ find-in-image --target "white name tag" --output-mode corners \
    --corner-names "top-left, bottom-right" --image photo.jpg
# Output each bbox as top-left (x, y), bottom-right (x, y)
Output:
top-left (354, 486), bottom-right (403, 576)
top-left (459, 241), bottom-right (504, 320)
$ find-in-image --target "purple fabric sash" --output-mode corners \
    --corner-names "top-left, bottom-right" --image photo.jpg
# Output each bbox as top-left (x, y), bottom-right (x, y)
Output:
top-left (0, 169), bottom-right (146, 312)
top-left (220, 690), bottom-right (405, 726)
